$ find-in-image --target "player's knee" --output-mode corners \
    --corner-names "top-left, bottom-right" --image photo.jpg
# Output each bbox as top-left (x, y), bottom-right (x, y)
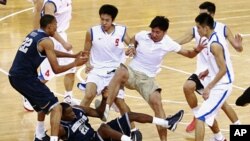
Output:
top-left (115, 67), bottom-right (129, 82)
top-left (183, 80), bottom-right (196, 92)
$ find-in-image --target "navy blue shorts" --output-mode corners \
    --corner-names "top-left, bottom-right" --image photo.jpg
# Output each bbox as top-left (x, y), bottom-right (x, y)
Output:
top-left (9, 76), bottom-right (58, 113)
top-left (104, 113), bottom-right (131, 141)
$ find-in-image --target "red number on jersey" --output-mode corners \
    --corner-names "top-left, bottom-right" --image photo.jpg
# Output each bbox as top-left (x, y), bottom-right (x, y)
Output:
top-left (45, 70), bottom-right (50, 77)
top-left (115, 38), bottom-right (119, 46)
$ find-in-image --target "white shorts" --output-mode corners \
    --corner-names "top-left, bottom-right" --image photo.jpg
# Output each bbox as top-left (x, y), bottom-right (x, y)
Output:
top-left (86, 68), bottom-right (125, 99)
top-left (195, 84), bottom-right (232, 126)
top-left (39, 32), bottom-right (76, 81)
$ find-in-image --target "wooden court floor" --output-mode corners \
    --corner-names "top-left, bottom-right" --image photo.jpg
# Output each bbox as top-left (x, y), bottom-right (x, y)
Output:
top-left (1, 0), bottom-right (250, 140)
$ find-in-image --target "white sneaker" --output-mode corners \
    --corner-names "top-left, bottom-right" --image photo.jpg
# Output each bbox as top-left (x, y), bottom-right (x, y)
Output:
top-left (64, 95), bottom-right (80, 106)
top-left (23, 97), bottom-right (34, 112)
top-left (77, 82), bottom-right (86, 91)
top-left (95, 99), bottom-right (120, 113)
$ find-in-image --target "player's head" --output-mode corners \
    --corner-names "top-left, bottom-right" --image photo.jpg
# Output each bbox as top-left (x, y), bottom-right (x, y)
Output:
top-left (199, 1), bottom-right (216, 17)
top-left (195, 13), bottom-right (214, 37)
top-left (40, 14), bottom-right (57, 36)
top-left (60, 102), bottom-right (76, 121)
top-left (149, 16), bottom-right (169, 42)
top-left (99, 4), bottom-right (118, 31)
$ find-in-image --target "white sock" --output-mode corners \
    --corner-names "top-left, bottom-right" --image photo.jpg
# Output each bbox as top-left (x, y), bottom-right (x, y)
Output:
top-left (130, 128), bottom-right (137, 132)
top-left (192, 106), bottom-right (199, 116)
top-left (35, 121), bottom-right (45, 139)
top-left (214, 132), bottom-right (224, 140)
top-left (50, 136), bottom-right (58, 141)
top-left (102, 104), bottom-right (110, 121)
top-left (233, 120), bottom-right (241, 125)
top-left (152, 117), bottom-right (169, 128)
top-left (64, 91), bottom-right (73, 97)
top-left (121, 135), bottom-right (131, 141)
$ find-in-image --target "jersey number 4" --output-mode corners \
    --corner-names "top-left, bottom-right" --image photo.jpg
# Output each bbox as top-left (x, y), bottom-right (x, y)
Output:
top-left (19, 37), bottom-right (33, 53)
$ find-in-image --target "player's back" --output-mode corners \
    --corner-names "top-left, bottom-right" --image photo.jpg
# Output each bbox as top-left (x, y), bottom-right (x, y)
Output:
top-left (9, 30), bottom-right (48, 77)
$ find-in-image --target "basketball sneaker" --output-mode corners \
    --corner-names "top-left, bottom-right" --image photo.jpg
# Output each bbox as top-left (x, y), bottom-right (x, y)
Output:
top-left (64, 95), bottom-right (80, 106)
top-left (186, 117), bottom-right (195, 133)
top-left (34, 132), bottom-right (50, 141)
top-left (77, 82), bottom-right (86, 91)
top-left (23, 97), bottom-right (34, 112)
top-left (131, 128), bottom-right (143, 141)
top-left (166, 110), bottom-right (184, 131)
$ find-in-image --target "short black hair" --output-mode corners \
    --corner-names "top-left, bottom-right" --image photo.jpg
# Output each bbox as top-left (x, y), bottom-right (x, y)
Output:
top-left (60, 102), bottom-right (71, 114)
top-left (40, 14), bottom-right (56, 28)
top-left (99, 4), bottom-right (118, 20)
top-left (149, 16), bottom-right (169, 32)
top-left (199, 1), bottom-right (216, 14)
top-left (195, 13), bottom-right (214, 29)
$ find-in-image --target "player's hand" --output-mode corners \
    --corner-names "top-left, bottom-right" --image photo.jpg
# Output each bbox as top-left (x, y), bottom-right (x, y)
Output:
top-left (202, 87), bottom-right (210, 100)
top-left (198, 69), bottom-right (209, 80)
top-left (74, 51), bottom-right (89, 66)
top-left (101, 86), bottom-right (109, 99)
top-left (125, 46), bottom-right (136, 57)
top-left (195, 37), bottom-right (208, 53)
top-left (85, 63), bottom-right (93, 74)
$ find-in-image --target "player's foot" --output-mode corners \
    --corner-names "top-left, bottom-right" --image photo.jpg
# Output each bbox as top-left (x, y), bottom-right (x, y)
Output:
top-left (23, 97), bottom-right (34, 112)
top-left (64, 95), bottom-right (80, 106)
top-left (166, 110), bottom-right (184, 131)
top-left (186, 117), bottom-right (195, 133)
top-left (34, 131), bottom-right (50, 141)
top-left (94, 99), bottom-right (110, 121)
top-left (95, 99), bottom-right (120, 113)
top-left (77, 82), bottom-right (86, 91)
top-left (131, 128), bottom-right (142, 141)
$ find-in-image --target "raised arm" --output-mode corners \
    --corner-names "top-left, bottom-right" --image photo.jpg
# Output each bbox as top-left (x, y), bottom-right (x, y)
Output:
top-left (225, 26), bottom-right (243, 52)
top-left (33, 0), bottom-right (44, 29)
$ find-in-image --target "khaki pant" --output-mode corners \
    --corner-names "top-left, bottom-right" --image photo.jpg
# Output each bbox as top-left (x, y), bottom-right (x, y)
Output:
top-left (125, 66), bottom-right (160, 102)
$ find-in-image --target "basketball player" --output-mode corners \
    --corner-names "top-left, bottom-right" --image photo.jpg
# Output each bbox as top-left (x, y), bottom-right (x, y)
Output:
top-left (8, 15), bottom-right (88, 141)
top-left (79, 4), bottom-right (143, 140)
top-left (23, 0), bottom-right (77, 111)
top-left (175, 1), bottom-right (242, 134)
top-left (194, 13), bottom-right (235, 141)
top-left (103, 16), bottom-right (206, 141)
top-left (58, 88), bottom-right (183, 141)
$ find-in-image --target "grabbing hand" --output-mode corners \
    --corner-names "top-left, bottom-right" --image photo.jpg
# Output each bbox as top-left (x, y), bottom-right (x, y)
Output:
top-left (74, 51), bottom-right (89, 66)
top-left (125, 45), bottom-right (136, 57)
top-left (194, 37), bottom-right (208, 53)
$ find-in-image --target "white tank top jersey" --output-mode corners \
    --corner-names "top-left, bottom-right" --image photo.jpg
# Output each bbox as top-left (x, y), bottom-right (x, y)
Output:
top-left (129, 31), bottom-right (182, 77)
top-left (206, 32), bottom-right (234, 85)
top-left (43, 0), bottom-right (72, 32)
top-left (90, 24), bottom-right (127, 70)
top-left (193, 21), bottom-right (227, 74)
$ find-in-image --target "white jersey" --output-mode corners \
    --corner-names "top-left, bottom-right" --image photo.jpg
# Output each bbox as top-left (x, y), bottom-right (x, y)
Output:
top-left (89, 24), bottom-right (126, 73)
top-left (193, 21), bottom-right (227, 74)
top-left (129, 31), bottom-right (181, 77)
top-left (43, 0), bottom-right (72, 32)
top-left (206, 32), bottom-right (234, 85)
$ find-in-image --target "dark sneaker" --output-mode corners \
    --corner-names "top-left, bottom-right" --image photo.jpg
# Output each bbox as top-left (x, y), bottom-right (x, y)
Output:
top-left (34, 132), bottom-right (50, 141)
top-left (166, 110), bottom-right (184, 131)
top-left (131, 129), bottom-right (142, 141)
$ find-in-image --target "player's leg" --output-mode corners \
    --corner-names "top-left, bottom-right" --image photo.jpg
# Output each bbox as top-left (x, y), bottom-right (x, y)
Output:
top-left (183, 74), bottom-right (204, 132)
top-left (221, 101), bottom-right (241, 124)
top-left (105, 64), bottom-right (130, 120)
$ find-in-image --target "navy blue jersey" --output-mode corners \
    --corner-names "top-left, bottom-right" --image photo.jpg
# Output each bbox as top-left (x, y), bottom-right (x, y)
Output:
top-left (60, 107), bottom-right (97, 141)
top-left (9, 29), bottom-right (49, 77)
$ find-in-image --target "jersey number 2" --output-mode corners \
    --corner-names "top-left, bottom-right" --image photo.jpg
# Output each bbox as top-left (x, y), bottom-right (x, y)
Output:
top-left (19, 37), bottom-right (33, 53)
